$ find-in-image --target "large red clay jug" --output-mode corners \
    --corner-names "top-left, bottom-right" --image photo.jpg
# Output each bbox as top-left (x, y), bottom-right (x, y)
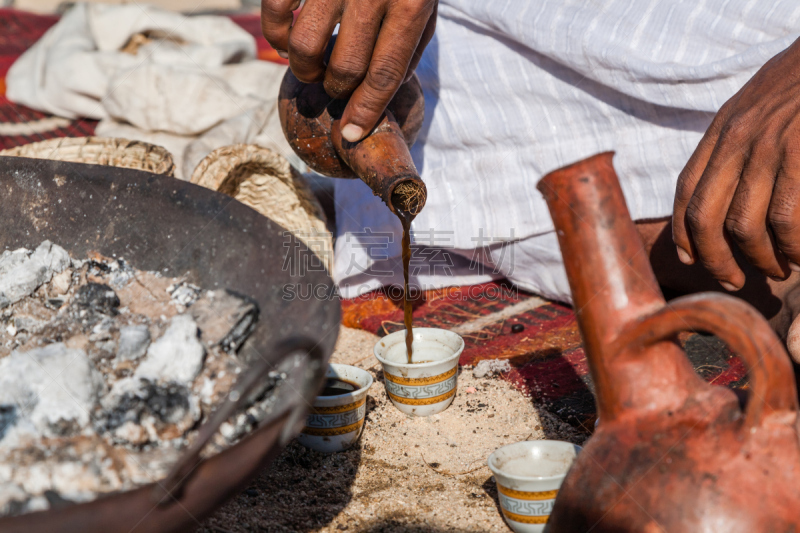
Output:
top-left (538, 152), bottom-right (800, 532)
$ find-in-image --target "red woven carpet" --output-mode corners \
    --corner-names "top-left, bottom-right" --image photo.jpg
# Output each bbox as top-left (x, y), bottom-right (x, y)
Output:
top-left (0, 9), bottom-right (748, 434)
top-left (344, 282), bottom-right (748, 432)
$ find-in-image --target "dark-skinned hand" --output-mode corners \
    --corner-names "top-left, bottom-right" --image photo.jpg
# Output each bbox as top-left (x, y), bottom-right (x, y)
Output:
top-left (261, 0), bottom-right (437, 142)
top-left (673, 38), bottom-right (800, 291)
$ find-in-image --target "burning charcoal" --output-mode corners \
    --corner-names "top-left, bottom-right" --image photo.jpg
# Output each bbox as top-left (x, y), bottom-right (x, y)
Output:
top-left (116, 325), bottom-right (150, 362)
top-left (43, 490), bottom-right (74, 510)
top-left (0, 344), bottom-right (101, 442)
top-left (72, 284), bottom-right (120, 315)
top-left (190, 290), bottom-right (259, 353)
top-left (46, 297), bottom-right (66, 309)
top-left (215, 370), bottom-right (289, 446)
top-left (135, 314), bottom-right (205, 384)
top-left (105, 259), bottom-right (136, 288)
top-left (167, 282), bottom-right (201, 307)
top-left (0, 242), bottom-right (70, 309)
top-left (99, 378), bottom-right (200, 445)
top-left (0, 406), bottom-right (17, 440)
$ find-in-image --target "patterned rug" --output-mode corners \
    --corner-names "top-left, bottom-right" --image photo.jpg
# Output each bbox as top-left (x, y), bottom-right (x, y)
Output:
top-left (0, 8), bottom-right (748, 434)
top-left (344, 282), bottom-right (748, 433)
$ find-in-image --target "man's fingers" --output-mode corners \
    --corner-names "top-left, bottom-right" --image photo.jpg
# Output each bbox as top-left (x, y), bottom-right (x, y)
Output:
top-left (288, 0), bottom-right (342, 84)
top-left (673, 118), bottom-right (725, 265)
top-left (684, 139), bottom-right (748, 290)
top-left (725, 150), bottom-right (787, 279)
top-left (261, 0), bottom-right (302, 54)
top-left (405, 3), bottom-right (437, 82)
top-left (340, 2), bottom-right (434, 142)
top-left (323, 2), bottom-right (383, 99)
top-left (769, 154), bottom-right (800, 270)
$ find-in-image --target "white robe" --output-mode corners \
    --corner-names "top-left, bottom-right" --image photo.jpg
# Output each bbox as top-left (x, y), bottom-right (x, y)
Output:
top-left (333, 0), bottom-right (800, 301)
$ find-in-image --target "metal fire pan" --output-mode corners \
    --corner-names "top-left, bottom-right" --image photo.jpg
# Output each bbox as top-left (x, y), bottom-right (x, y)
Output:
top-left (0, 156), bottom-right (341, 532)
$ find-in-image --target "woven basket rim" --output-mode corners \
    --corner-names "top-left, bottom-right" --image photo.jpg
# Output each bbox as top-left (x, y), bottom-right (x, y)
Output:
top-left (0, 137), bottom-right (176, 177)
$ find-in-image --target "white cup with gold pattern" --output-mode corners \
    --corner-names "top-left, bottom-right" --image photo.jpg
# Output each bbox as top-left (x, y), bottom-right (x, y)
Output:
top-left (488, 440), bottom-right (581, 533)
top-left (374, 328), bottom-right (464, 417)
top-left (297, 364), bottom-right (373, 453)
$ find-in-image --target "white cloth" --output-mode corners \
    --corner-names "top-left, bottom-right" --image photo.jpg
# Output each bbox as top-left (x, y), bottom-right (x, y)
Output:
top-left (6, 3), bottom-right (301, 179)
top-left (334, 0), bottom-right (800, 301)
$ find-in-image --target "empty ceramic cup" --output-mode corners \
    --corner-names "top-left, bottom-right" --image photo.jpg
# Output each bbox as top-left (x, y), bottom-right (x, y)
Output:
top-left (373, 328), bottom-right (464, 416)
top-left (488, 440), bottom-right (581, 533)
top-left (297, 363), bottom-right (373, 453)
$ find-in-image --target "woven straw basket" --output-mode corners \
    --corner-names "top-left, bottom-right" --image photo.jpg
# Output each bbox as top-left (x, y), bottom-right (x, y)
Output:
top-left (0, 137), bottom-right (175, 176)
top-left (0, 138), bottom-right (331, 271)
top-left (191, 144), bottom-right (333, 271)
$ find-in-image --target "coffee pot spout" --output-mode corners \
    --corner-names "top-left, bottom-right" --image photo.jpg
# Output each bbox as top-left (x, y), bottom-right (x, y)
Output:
top-left (537, 152), bottom-right (705, 421)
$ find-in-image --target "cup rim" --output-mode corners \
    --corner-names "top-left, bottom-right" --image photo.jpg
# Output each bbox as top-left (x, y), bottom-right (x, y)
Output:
top-left (373, 328), bottom-right (465, 369)
top-left (487, 440), bottom-right (581, 482)
top-left (316, 363), bottom-right (374, 401)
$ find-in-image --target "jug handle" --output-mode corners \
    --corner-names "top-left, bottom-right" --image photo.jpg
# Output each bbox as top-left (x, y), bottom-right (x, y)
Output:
top-left (614, 292), bottom-right (798, 430)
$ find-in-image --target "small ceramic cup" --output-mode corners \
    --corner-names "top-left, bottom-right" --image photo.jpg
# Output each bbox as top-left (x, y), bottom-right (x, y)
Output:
top-left (487, 440), bottom-right (581, 533)
top-left (297, 364), bottom-right (373, 453)
top-left (373, 327), bottom-right (464, 417)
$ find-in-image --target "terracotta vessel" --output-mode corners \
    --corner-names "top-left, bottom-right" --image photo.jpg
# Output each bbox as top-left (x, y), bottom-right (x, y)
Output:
top-left (537, 152), bottom-right (800, 532)
top-left (278, 69), bottom-right (426, 216)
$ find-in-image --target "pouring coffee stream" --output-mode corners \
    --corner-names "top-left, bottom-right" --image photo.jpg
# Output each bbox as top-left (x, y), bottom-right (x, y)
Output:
top-left (278, 70), bottom-right (427, 363)
top-left (399, 211), bottom-right (414, 362)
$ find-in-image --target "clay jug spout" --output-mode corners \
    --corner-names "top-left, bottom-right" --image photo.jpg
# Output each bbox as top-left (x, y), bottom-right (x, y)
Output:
top-left (278, 69), bottom-right (426, 218)
top-left (537, 153), bottom-right (706, 421)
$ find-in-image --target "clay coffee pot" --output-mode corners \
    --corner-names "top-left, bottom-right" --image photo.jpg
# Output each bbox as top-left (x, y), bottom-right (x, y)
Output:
top-left (538, 153), bottom-right (800, 532)
top-left (278, 66), bottom-right (427, 217)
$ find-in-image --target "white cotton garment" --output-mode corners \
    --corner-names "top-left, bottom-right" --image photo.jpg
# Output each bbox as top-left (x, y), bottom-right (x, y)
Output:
top-left (6, 3), bottom-right (301, 179)
top-left (334, 0), bottom-right (800, 301)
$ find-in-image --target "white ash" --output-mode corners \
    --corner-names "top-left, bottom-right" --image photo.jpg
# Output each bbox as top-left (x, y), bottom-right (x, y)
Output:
top-left (134, 314), bottom-right (205, 384)
top-left (0, 243), bottom-right (264, 517)
top-left (0, 343), bottom-right (102, 446)
top-left (168, 281), bottom-right (201, 308)
top-left (472, 358), bottom-right (512, 378)
top-left (0, 242), bottom-right (70, 309)
top-left (116, 325), bottom-right (150, 362)
top-left (0, 484), bottom-right (27, 516)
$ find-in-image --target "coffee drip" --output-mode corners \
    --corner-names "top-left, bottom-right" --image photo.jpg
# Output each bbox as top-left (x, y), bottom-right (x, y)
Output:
top-left (399, 211), bottom-right (414, 363)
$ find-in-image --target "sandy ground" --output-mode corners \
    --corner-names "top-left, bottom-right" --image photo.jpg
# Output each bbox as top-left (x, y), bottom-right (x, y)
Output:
top-left (199, 327), bottom-right (586, 533)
